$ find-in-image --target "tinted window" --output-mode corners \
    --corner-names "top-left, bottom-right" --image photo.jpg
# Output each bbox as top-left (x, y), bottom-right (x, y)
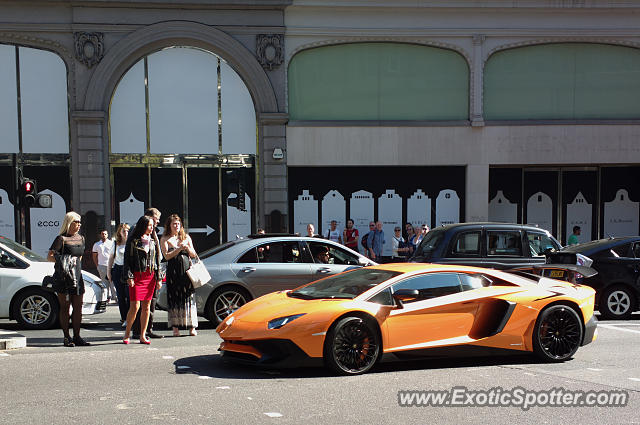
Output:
top-left (308, 242), bottom-right (360, 265)
top-left (367, 287), bottom-right (394, 305)
top-left (0, 249), bottom-right (23, 268)
top-left (391, 273), bottom-right (462, 302)
top-left (459, 273), bottom-right (492, 291)
top-left (451, 231), bottom-right (481, 255)
top-left (238, 241), bottom-right (304, 263)
top-left (611, 243), bottom-right (631, 258)
top-left (414, 228), bottom-right (445, 258)
top-left (527, 231), bottom-right (557, 256)
top-left (487, 231), bottom-right (522, 256)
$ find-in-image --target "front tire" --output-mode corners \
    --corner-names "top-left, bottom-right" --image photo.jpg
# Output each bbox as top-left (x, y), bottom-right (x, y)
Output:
top-left (12, 288), bottom-right (59, 330)
top-left (533, 304), bottom-right (583, 362)
top-left (207, 286), bottom-right (250, 326)
top-left (324, 316), bottom-right (380, 375)
top-left (599, 285), bottom-right (636, 320)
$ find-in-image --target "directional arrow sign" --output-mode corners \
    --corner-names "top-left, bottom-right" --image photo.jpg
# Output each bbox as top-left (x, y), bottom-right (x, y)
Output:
top-left (189, 224), bottom-right (216, 236)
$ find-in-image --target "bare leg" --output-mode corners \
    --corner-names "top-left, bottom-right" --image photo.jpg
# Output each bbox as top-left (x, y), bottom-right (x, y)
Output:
top-left (173, 326), bottom-right (180, 337)
top-left (124, 300), bottom-right (140, 340)
top-left (139, 300), bottom-right (151, 342)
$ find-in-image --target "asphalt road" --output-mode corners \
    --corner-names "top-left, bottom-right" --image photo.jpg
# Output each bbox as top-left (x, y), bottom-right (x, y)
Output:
top-left (1, 306), bottom-right (639, 425)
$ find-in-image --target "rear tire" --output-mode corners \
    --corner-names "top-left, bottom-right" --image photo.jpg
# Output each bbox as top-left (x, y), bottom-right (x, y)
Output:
top-left (12, 288), bottom-right (59, 330)
top-left (324, 316), bottom-right (380, 375)
top-left (533, 304), bottom-right (583, 362)
top-left (599, 285), bottom-right (636, 320)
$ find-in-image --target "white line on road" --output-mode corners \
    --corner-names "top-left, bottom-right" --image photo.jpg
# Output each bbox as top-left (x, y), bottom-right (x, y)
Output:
top-left (586, 368), bottom-right (602, 371)
top-left (264, 412), bottom-right (283, 418)
top-left (598, 324), bottom-right (640, 334)
top-left (162, 356), bottom-right (174, 360)
top-left (198, 376), bottom-right (212, 380)
top-left (216, 386), bottom-right (230, 389)
top-left (629, 378), bottom-right (640, 382)
top-left (523, 372), bottom-right (536, 376)
top-left (0, 352), bottom-right (9, 357)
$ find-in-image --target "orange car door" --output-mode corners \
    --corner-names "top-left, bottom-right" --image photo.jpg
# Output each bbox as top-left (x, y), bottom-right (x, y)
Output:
top-left (383, 272), bottom-right (480, 352)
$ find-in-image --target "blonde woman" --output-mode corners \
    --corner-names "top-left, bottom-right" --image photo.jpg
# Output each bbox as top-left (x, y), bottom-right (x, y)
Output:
top-left (47, 211), bottom-right (89, 347)
top-left (160, 214), bottom-right (198, 337)
top-left (107, 223), bottom-right (130, 324)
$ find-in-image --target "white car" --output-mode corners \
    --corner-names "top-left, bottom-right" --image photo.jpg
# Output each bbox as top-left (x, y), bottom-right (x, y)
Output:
top-left (0, 236), bottom-right (108, 330)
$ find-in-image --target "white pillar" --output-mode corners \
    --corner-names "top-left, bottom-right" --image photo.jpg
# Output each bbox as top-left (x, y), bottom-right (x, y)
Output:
top-left (466, 164), bottom-right (489, 222)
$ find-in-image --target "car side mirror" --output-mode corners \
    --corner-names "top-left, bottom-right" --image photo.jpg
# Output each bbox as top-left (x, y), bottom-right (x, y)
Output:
top-left (392, 289), bottom-right (419, 308)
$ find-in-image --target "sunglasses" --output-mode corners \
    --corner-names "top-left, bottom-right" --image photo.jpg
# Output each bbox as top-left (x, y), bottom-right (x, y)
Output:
top-left (73, 220), bottom-right (81, 224)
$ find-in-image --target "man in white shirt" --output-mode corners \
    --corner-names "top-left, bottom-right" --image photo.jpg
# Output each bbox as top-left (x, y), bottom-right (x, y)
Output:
top-left (93, 230), bottom-right (116, 302)
top-left (325, 220), bottom-right (342, 244)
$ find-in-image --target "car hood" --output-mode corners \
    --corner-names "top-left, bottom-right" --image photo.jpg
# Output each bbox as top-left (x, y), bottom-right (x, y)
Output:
top-left (229, 291), bottom-right (344, 324)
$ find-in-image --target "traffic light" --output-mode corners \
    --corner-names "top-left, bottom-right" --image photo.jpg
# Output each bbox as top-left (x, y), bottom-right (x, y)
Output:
top-left (21, 178), bottom-right (36, 207)
top-left (19, 177), bottom-right (52, 208)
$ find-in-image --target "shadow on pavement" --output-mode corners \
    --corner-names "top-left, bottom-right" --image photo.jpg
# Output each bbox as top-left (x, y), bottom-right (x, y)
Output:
top-left (172, 352), bottom-right (542, 380)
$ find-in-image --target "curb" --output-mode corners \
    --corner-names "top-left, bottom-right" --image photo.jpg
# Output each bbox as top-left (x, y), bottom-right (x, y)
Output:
top-left (0, 330), bottom-right (27, 350)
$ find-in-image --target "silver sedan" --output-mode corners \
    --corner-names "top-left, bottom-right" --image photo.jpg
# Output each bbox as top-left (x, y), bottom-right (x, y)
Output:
top-left (157, 235), bottom-right (375, 325)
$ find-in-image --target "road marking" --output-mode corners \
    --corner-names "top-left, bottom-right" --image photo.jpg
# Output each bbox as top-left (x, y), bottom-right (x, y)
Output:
top-left (162, 356), bottom-right (174, 360)
top-left (264, 412), bottom-right (283, 418)
top-left (113, 332), bottom-right (124, 335)
top-left (0, 353), bottom-right (10, 357)
top-left (523, 372), bottom-right (536, 376)
top-left (147, 348), bottom-right (158, 351)
top-left (586, 368), bottom-right (602, 371)
top-left (216, 386), bottom-right (230, 389)
top-left (247, 397), bottom-right (253, 400)
top-left (629, 378), bottom-right (640, 382)
top-left (198, 376), bottom-right (212, 380)
top-left (598, 324), bottom-right (640, 335)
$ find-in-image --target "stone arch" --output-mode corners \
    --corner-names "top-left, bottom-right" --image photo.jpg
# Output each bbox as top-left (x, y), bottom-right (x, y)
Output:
top-left (84, 21), bottom-right (278, 113)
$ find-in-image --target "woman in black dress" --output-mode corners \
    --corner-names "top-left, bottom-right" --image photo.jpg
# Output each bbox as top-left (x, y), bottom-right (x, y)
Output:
top-left (47, 211), bottom-right (90, 347)
top-left (160, 214), bottom-right (198, 337)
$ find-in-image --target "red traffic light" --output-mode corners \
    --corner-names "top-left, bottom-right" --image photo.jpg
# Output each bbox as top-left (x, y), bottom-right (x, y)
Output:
top-left (23, 180), bottom-right (34, 194)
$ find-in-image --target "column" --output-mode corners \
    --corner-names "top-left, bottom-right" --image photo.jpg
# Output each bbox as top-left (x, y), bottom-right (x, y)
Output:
top-left (471, 34), bottom-right (485, 127)
top-left (466, 164), bottom-right (489, 222)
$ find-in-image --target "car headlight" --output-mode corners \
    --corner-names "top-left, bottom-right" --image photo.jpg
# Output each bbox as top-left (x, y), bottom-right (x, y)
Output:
top-left (268, 314), bottom-right (306, 330)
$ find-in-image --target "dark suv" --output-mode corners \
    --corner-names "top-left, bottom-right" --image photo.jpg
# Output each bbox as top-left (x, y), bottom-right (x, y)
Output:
top-left (411, 223), bottom-right (562, 269)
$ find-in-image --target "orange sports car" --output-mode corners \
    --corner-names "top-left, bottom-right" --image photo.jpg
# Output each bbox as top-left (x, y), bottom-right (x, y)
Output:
top-left (216, 263), bottom-right (598, 375)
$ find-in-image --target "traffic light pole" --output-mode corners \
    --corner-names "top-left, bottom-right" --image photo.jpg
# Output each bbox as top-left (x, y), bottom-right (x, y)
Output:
top-left (12, 154), bottom-right (27, 246)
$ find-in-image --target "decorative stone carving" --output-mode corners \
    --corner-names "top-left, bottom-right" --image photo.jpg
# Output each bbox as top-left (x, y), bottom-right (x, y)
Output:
top-left (256, 34), bottom-right (284, 70)
top-left (74, 32), bottom-right (104, 68)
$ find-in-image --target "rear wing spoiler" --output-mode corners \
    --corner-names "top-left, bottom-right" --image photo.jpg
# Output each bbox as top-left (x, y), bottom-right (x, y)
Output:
top-left (507, 263), bottom-right (597, 283)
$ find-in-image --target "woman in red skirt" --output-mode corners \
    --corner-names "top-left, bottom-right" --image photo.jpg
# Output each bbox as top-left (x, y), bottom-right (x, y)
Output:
top-left (122, 215), bottom-right (161, 344)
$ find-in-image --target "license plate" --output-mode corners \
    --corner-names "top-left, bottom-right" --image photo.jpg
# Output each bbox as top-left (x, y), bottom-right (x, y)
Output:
top-left (549, 270), bottom-right (565, 278)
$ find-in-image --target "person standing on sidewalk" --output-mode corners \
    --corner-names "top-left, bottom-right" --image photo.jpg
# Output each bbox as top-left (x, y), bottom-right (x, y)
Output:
top-left (366, 221), bottom-right (385, 262)
top-left (343, 219), bottom-right (359, 251)
top-left (48, 212), bottom-right (90, 347)
top-left (107, 223), bottom-right (130, 325)
top-left (92, 230), bottom-right (115, 303)
top-left (123, 215), bottom-right (160, 345)
top-left (130, 208), bottom-right (164, 339)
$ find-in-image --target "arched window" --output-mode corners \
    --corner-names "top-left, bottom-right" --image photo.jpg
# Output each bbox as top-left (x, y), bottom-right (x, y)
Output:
top-left (288, 43), bottom-right (469, 121)
top-left (0, 44), bottom-right (69, 153)
top-left (484, 43), bottom-right (640, 120)
top-left (109, 46), bottom-right (256, 155)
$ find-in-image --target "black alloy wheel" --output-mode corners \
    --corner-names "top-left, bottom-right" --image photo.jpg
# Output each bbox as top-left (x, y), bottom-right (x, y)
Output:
top-left (325, 316), bottom-right (380, 375)
top-left (533, 304), bottom-right (583, 362)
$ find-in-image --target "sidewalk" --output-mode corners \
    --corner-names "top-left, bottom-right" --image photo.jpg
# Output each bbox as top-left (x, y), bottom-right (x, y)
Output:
top-left (0, 329), bottom-right (27, 350)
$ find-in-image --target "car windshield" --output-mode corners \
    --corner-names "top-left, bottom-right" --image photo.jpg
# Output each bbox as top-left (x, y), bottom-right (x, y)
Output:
top-left (290, 268), bottom-right (401, 300)
top-left (0, 236), bottom-right (46, 262)
top-left (414, 228), bottom-right (444, 258)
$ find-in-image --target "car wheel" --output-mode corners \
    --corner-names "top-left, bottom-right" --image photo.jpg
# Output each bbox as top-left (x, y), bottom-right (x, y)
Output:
top-left (324, 316), bottom-right (380, 375)
top-left (12, 288), bottom-right (59, 330)
top-left (533, 304), bottom-right (583, 362)
top-left (208, 286), bottom-right (250, 326)
top-left (600, 286), bottom-right (636, 320)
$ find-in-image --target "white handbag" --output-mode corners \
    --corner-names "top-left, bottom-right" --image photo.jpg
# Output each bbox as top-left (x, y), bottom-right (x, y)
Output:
top-left (186, 256), bottom-right (211, 288)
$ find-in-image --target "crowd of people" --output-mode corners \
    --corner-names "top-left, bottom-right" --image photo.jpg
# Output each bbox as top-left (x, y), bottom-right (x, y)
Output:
top-left (48, 208), bottom-right (199, 347)
top-left (305, 219), bottom-right (429, 263)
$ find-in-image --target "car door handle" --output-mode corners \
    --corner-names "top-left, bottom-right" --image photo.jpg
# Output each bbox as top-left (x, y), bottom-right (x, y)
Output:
top-left (241, 267), bottom-right (256, 273)
top-left (317, 267), bottom-right (331, 273)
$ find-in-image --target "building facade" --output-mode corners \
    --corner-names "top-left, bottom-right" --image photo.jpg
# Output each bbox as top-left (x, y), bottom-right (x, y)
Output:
top-left (1, 0), bottom-right (639, 257)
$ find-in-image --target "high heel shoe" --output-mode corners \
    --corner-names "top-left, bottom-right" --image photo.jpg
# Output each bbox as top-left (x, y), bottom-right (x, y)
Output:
top-left (139, 338), bottom-right (151, 345)
top-left (122, 337), bottom-right (130, 345)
